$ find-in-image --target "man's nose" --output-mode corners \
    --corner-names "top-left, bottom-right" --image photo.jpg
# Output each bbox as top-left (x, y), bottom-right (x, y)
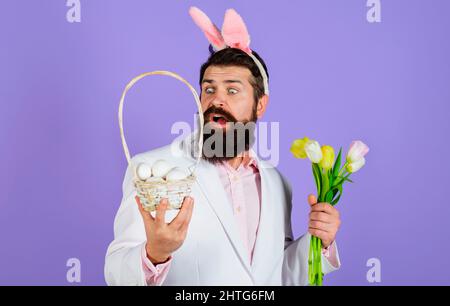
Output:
top-left (207, 91), bottom-right (227, 109)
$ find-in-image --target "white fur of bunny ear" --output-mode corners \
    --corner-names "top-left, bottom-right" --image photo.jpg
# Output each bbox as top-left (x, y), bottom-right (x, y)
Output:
top-left (189, 6), bottom-right (227, 51)
top-left (221, 9), bottom-right (251, 54)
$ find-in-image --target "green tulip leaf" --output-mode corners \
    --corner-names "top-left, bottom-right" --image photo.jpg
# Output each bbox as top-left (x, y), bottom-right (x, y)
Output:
top-left (333, 176), bottom-right (344, 187)
top-left (320, 169), bottom-right (330, 202)
top-left (329, 169), bottom-right (335, 187)
top-left (325, 190), bottom-right (334, 203)
top-left (332, 148), bottom-right (342, 178)
top-left (325, 186), bottom-right (339, 204)
top-left (331, 185), bottom-right (343, 205)
top-left (312, 163), bottom-right (321, 197)
top-left (333, 172), bottom-right (352, 187)
top-left (331, 193), bottom-right (342, 205)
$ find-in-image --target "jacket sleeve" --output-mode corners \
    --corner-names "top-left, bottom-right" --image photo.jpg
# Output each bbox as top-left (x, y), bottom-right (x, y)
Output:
top-left (104, 159), bottom-right (155, 286)
top-left (281, 176), bottom-right (341, 286)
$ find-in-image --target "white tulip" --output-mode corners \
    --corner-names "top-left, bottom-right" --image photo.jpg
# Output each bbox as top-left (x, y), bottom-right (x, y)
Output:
top-left (346, 157), bottom-right (366, 173)
top-left (304, 140), bottom-right (323, 163)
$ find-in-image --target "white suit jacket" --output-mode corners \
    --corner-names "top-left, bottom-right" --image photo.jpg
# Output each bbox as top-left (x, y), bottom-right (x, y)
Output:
top-left (104, 133), bottom-right (340, 286)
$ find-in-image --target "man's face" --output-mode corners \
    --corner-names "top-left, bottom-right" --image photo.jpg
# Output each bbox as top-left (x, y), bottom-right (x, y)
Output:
top-left (201, 65), bottom-right (258, 126)
top-left (200, 65), bottom-right (268, 162)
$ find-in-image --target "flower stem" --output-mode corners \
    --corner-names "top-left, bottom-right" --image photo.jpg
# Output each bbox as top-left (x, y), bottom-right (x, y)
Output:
top-left (309, 235), bottom-right (324, 286)
top-left (338, 162), bottom-right (348, 177)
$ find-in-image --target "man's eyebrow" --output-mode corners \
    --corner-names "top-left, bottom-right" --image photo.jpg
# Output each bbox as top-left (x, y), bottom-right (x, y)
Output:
top-left (224, 80), bottom-right (243, 84)
top-left (201, 79), bottom-right (243, 85)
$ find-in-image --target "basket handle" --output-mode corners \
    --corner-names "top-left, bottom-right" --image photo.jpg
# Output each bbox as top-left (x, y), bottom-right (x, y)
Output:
top-left (118, 70), bottom-right (204, 169)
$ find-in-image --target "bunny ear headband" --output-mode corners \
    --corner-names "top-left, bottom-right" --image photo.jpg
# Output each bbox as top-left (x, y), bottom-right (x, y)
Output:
top-left (189, 6), bottom-right (269, 96)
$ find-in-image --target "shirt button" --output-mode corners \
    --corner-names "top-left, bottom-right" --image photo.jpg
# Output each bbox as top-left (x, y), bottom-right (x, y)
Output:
top-left (235, 207), bottom-right (241, 213)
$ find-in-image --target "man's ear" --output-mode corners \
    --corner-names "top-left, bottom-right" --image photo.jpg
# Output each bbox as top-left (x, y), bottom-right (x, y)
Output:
top-left (256, 94), bottom-right (269, 119)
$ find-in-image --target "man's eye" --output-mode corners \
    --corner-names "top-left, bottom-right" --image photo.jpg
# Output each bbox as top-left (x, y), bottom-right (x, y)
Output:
top-left (205, 87), bottom-right (215, 94)
top-left (228, 88), bottom-right (238, 94)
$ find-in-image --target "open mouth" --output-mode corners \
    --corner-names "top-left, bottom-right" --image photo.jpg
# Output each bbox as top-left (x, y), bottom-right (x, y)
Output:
top-left (210, 114), bottom-right (228, 126)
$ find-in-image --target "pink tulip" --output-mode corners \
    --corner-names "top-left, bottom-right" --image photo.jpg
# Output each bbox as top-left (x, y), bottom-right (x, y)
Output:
top-left (346, 140), bottom-right (370, 163)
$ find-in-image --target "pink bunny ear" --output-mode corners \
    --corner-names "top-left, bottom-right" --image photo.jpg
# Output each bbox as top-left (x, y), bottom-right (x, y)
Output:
top-left (189, 6), bottom-right (226, 51)
top-left (221, 9), bottom-right (251, 54)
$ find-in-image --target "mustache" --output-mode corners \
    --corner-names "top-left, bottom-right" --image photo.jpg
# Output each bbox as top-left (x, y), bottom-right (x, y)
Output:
top-left (203, 106), bottom-right (237, 123)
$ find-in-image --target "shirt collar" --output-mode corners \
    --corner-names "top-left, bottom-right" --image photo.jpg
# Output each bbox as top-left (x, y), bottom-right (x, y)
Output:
top-left (223, 150), bottom-right (260, 171)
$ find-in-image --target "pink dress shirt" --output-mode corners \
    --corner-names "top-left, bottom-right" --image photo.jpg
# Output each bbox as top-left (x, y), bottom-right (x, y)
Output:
top-left (141, 157), bottom-right (338, 285)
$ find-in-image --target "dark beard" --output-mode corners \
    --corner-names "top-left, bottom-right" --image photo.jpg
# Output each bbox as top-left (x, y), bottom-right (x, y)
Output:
top-left (202, 105), bottom-right (257, 164)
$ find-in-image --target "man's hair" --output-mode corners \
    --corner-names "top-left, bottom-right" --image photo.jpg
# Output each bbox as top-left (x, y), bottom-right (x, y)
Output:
top-left (199, 47), bottom-right (269, 104)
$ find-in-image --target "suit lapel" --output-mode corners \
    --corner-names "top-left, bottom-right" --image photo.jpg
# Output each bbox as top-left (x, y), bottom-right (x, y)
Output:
top-left (192, 159), bottom-right (253, 278)
top-left (249, 163), bottom-right (276, 278)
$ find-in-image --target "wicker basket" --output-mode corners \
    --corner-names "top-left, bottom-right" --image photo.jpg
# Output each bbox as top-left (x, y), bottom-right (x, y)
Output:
top-left (118, 71), bottom-right (204, 212)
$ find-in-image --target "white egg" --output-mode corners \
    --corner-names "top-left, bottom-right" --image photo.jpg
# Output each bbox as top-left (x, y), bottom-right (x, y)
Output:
top-left (151, 159), bottom-right (173, 178)
top-left (136, 163), bottom-right (152, 181)
top-left (165, 167), bottom-right (189, 181)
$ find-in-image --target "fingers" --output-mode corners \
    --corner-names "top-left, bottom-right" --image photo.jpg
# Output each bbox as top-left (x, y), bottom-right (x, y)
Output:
top-left (169, 197), bottom-right (194, 230)
top-left (308, 194), bottom-right (339, 217)
top-left (155, 198), bottom-right (169, 225)
top-left (308, 228), bottom-right (329, 241)
top-left (309, 220), bottom-right (333, 232)
top-left (310, 202), bottom-right (338, 215)
top-left (179, 199), bottom-right (195, 233)
top-left (135, 196), bottom-right (155, 222)
top-left (309, 211), bottom-right (332, 223)
top-left (308, 194), bottom-right (317, 207)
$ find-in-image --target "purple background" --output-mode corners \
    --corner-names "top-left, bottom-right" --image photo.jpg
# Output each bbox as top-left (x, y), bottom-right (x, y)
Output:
top-left (1, 0), bottom-right (449, 285)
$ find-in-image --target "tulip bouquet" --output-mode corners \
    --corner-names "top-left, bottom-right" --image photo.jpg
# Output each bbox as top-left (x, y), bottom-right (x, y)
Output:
top-left (290, 138), bottom-right (369, 286)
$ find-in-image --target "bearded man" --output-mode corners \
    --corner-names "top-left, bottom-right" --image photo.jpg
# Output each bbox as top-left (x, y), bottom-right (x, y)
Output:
top-left (105, 8), bottom-right (341, 286)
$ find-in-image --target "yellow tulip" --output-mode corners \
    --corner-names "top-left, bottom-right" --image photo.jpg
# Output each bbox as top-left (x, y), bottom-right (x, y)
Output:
top-left (319, 145), bottom-right (335, 170)
top-left (290, 137), bottom-right (310, 159)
